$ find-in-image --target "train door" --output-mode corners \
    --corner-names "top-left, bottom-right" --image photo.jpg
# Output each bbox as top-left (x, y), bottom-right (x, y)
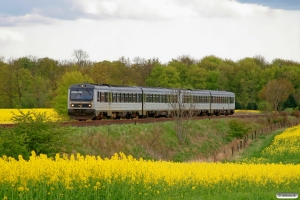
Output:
top-left (107, 92), bottom-right (112, 117)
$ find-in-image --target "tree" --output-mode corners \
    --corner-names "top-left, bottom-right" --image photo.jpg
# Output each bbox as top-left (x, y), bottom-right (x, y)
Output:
top-left (0, 64), bottom-right (14, 107)
top-left (259, 79), bottom-right (294, 111)
top-left (283, 94), bottom-right (298, 109)
top-left (72, 49), bottom-right (90, 68)
top-left (187, 65), bottom-right (207, 89)
top-left (168, 89), bottom-right (197, 143)
top-left (52, 71), bottom-right (93, 118)
top-left (145, 63), bottom-right (165, 87)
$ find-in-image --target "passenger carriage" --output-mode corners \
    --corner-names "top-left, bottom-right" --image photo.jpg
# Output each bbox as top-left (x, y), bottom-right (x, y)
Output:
top-left (68, 83), bottom-right (235, 120)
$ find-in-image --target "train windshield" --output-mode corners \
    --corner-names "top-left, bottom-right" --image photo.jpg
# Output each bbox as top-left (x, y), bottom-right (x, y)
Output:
top-left (70, 89), bottom-right (93, 101)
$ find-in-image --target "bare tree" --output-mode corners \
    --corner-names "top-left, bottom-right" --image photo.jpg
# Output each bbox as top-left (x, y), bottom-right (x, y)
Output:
top-left (259, 79), bottom-right (294, 111)
top-left (0, 56), bottom-right (5, 63)
top-left (72, 49), bottom-right (89, 68)
top-left (168, 89), bottom-right (197, 143)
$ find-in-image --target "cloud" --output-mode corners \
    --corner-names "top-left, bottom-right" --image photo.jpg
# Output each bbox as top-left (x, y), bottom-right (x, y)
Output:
top-left (70, 0), bottom-right (277, 20)
top-left (0, 0), bottom-right (299, 63)
top-left (0, 14), bottom-right (57, 26)
top-left (0, 0), bottom-right (290, 26)
top-left (0, 29), bottom-right (24, 42)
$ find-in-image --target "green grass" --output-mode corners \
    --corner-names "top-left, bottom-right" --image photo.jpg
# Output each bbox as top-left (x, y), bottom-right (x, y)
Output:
top-left (228, 129), bottom-right (282, 163)
top-left (64, 118), bottom-right (272, 162)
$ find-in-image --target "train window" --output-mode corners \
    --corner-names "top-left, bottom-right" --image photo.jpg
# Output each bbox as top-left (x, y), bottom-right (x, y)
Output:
top-left (171, 95), bottom-right (177, 103)
top-left (138, 94), bottom-right (142, 102)
top-left (124, 93), bottom-right (128, 102)
top-left (101, 92), bottom-right (105, 102)
top-left (133, 94), bottom-right (136, 102)
top-left (112, 93), bottom-right (116, 102)
top-left (128, 93), bottom-right (132, 102)
top-left (103, 92), bottom-right (108, 102)
top-left (117, 93), bottom-right (120, 102)
top-left (120, 93), bottom-right (124, 102)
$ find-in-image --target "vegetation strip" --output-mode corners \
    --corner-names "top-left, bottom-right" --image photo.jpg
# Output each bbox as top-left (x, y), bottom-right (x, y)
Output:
top-left (1, 123), bottom-right (300, 199)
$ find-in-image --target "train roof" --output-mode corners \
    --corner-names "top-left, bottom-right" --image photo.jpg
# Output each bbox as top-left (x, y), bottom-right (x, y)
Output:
top-left (69, 83), bottom-right (96, 89)
top-left (69, 83), bottom-right (235, 96)
top-left (140, 87), bottom-right (170, 93)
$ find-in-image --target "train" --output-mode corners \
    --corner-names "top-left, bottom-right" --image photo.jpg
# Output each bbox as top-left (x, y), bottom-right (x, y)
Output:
top-left (68, 83), bottom-right (235, 120)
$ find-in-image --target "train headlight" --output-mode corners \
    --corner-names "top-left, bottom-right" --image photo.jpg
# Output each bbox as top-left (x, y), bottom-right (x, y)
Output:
top-left (71, 104), bottom-right (74, 107)
top-left (89, 104), bottom-right (91, 107)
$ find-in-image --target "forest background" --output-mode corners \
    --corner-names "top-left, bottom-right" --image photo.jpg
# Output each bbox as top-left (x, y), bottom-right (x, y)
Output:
top-left (0, 50), bottom-right (300, 116)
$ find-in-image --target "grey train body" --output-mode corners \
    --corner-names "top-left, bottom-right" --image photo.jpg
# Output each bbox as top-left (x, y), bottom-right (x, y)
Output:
top-left (67, 83), bottom-right (235, 120)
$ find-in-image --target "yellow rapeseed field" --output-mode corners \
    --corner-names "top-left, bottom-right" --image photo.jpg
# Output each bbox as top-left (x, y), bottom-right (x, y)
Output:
top-left (0, 151), bottom-right (299, 199)
top-left (1, 110), bottom-right (299, 199)
top-left (262, 125), bottom-right (300, 157)
top-left (235, 110), bottom-right (261, 114)
top-left (0, 109), bottom-right (60, 123)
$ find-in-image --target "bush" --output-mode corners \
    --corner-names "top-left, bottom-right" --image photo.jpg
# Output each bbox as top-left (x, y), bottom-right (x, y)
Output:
top-left (0, 110), bottom-right (72, 160)
top-left (0, 127), bottom-right (29, 159)
top-left (228, 119), bottom-right (251, 139)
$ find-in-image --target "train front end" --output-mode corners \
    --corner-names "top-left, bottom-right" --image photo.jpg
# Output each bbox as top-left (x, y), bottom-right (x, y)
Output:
top-left (68, 83), bottom-right (96, 120)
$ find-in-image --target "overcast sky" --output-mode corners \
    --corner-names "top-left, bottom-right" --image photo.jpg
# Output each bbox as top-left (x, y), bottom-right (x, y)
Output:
top-left (0, 0), bottom-right (299, 64)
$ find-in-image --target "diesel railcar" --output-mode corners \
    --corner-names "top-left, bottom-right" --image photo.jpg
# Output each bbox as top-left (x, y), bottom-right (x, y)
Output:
top-left (68, 83), bottom-right (235, 120)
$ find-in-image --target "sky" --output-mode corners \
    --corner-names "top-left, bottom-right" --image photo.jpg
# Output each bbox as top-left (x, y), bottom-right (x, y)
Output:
top-left (0, 0), bottom-right (300, 64)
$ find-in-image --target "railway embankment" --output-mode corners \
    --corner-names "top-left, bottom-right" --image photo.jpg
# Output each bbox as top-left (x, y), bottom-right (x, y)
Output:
top-left (0, 112), bottom-right (298, 162)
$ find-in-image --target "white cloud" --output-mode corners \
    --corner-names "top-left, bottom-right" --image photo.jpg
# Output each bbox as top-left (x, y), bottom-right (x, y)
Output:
top-left (0, 13), bottom-right (58, 26)
top-left (69, 0), bottom-right (280, 20)
top-left (0, 0), bottom-right (299, 63)
top-left (0, 29), bottom-right (24, 42)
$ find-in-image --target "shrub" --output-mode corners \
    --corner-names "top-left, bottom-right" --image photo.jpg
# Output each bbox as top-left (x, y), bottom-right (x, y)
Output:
top-left (228, 119), bottom-right (251, 139)
top-left (0, 110), bottom-right (72, 160)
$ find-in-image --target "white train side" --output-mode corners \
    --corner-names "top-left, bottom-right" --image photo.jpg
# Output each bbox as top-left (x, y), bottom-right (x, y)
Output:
top-left (67, 83), bottom-right (235, 120)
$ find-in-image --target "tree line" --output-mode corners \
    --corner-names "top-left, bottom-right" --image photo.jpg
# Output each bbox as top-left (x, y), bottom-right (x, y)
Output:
top-left (0, 51), bottom-right (300, 116)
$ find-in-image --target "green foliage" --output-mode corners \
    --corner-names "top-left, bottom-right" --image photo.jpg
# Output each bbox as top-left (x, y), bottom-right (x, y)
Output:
top-left (1, 54), bottom-right (300, 111)
top-left (52, 71), bottom-right (93, 118)
top-left (0, 110), bottom-right (72, 160)
top-left (283, 94), bottom-right (298, 109)
top-left (0, 127), bottom-right (28, 159)
top-left (228, 119), bottom-right (251, 139)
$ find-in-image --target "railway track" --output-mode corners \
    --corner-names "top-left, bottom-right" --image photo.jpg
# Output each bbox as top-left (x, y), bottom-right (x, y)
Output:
top-left (0, 114), bottom-right (265, 128)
